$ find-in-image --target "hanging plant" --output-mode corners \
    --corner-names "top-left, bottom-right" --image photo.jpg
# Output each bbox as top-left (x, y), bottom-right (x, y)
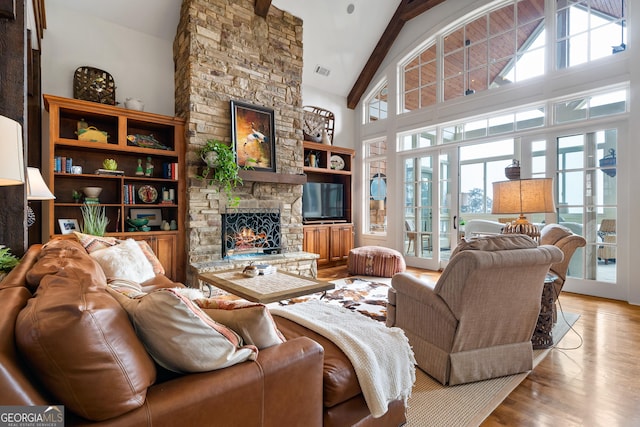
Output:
top-left (195, 140), bottom-right (244, 206)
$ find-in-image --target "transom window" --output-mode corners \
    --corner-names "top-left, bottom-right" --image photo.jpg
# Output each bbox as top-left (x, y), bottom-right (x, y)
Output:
top-left (556, 0), bottom-right (626, 69)
top-left (397, 0), bottom-right (626, 114)
top-left (365, 81), bottom-right (388, 123)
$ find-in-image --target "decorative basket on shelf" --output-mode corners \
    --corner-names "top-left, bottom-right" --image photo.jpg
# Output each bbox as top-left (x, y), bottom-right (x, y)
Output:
top-left (303, 106), bottom-right (335, 144)
top-left (73, 66), bottom-right (116, 105)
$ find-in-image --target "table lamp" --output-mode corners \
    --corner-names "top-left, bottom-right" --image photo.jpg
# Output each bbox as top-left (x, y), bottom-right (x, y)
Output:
top-left (492, 178), bottom-right (555, 240)
top-left (0, 115), bottom-right (25, 185)
top-left (26, 167), bottom-right (55, 227)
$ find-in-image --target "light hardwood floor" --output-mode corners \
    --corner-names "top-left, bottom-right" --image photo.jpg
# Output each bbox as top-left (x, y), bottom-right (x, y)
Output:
top-left (317, 265), bottom-right (640, 427)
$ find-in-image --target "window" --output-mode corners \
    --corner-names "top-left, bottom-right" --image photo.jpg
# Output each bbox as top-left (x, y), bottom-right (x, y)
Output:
top-left (554, 88), bottom-right (627, 123)
top-left (398, 129), bottom-right (436, 151)
top-left (364, 138), bottom-right (388, 233)
top-left (442, 0), bottom-right (545, 101)
top-left (402, 44), bottom-right (437, 112)
top-left (556, 0), bottom-right (626, 69)
top-left (366, 82), bottom-right (388, 123)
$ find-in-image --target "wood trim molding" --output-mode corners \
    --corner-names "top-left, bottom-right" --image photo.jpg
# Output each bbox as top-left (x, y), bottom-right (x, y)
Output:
top-left (347, 0), bottom-right (446, 109)
top-left (255, 0), bottom-right (272, 18)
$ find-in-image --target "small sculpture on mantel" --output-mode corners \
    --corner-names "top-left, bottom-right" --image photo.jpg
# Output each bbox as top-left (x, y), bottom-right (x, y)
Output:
top-left (135, 158), bottom-right (144, 176)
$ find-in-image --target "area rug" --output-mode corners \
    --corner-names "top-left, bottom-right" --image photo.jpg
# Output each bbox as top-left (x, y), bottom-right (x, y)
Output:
top-left (406, 312), bottom-right (579, 426)
top-left (275, 276), bottom-right (579, 427)
top-left (274, 276), bottom-right (392, 322)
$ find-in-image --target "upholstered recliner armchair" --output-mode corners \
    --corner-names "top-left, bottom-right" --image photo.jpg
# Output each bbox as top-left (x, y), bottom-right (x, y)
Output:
top-left (539, 223), bottom-right (587, 297)
top-left (387, 235), bottom-right (563, 385)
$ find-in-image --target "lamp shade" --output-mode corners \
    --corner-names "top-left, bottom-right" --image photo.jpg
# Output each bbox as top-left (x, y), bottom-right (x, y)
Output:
top-left (492, 178), bottom-right (555, 215)
top-left (0, 115), bottom-right (25, 185)
top-left (27, 167), bottom-right (55, 200)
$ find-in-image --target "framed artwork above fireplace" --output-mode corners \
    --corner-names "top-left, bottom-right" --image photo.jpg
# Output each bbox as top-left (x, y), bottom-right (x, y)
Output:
top-left (231, 100), bottom-right (276, 172)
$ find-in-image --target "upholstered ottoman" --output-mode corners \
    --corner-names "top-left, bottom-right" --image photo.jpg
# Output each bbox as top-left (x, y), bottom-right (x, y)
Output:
top-left (347, 246), bottom-right (406, 278)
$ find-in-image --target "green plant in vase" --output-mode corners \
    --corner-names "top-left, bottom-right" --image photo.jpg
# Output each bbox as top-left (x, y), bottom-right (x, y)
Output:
top-left (196, 139), bottom-right (247, 207)
top-left (80, 204), bottom-right (110, 236)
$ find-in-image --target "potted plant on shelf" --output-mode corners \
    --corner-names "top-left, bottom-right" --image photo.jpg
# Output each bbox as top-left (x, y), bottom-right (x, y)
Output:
top-left (196, 139), bottom-right (245, 207)
top-left (81, 204), bottom-right (110, 236)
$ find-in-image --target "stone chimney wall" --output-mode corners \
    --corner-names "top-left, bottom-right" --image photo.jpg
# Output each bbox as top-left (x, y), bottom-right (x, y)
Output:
top-left (174, 0), bottom-right (305, 269)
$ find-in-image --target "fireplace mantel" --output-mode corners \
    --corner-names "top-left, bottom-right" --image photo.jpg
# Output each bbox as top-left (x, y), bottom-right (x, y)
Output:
top-left (239, 170), bottom-right (307, 185)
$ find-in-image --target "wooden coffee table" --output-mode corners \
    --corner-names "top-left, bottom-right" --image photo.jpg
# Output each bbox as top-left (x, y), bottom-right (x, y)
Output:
top-left (198, 269), bottom-right (334, 304)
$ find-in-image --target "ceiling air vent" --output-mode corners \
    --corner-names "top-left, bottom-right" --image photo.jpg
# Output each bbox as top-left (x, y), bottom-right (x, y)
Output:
top-left (314, 65), bottom-right (331, 77)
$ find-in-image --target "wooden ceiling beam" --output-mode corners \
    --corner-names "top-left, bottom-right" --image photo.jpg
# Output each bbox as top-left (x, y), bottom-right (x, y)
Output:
top-left (347, 0), bottom-right (446, 109)
top-left (255, 0), bottom-right (272, 18)
top-left (400, 0), bottom-right (447, 21)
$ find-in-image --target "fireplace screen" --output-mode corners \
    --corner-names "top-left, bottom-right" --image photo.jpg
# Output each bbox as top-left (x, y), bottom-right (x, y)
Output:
top-left (221, 208), bottom-right (281, 258)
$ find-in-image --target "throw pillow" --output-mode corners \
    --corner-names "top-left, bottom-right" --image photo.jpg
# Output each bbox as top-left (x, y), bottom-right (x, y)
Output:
top-left (74, 231), bottom-right (165, 276)
top-left (107, 287), bottom-right (258, 373)
top-left (195, 298), bottom-right (286, 349)
top-left (133, 239), bottom-right (165, 275)
top-left (91, 238), bottom-right (156, 283)
top-left (73, 231), bottom-right (118, 253)
top-left (16, 271), bottom-right (157, 421)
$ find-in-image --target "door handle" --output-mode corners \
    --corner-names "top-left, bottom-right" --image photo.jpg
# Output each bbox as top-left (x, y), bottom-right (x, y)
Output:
top-left (453, 215), bottom-right (457, 230)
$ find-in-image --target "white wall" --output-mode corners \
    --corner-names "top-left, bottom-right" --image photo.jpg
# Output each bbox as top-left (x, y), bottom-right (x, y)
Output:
top-left (302, 86), bottom-right (356, 150)
top-left (41, 0), bottom-right (176, 116)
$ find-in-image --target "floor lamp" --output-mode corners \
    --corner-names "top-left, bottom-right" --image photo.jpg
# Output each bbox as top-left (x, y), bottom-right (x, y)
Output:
top-left (492, 178), bottom-right (555, 241)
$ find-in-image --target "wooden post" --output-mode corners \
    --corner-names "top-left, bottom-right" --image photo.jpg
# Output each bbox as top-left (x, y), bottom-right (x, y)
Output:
top-left (0, 0), bottom-right (27, 256)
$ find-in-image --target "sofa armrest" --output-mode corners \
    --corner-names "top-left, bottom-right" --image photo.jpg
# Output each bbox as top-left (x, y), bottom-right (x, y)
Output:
top-left (66, 337), bottom-right (324, 427)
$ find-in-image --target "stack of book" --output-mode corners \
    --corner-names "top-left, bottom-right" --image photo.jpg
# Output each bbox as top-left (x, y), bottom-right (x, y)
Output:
top-left (84, 197), bottom-right (100, 205)
top-left (255, 264), bottom-right (276, 275)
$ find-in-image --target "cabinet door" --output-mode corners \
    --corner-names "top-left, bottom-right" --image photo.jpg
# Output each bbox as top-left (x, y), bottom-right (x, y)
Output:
top-left (303, 226), bottom-right (330, 266)
top-left (330, 224), bottom-right (353, 262)
top-left (131, 234), bottom-right (177, 280)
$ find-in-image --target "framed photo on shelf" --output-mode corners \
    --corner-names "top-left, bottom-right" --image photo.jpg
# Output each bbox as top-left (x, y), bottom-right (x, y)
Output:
top-left (230, 100), bottom-right (276, 172)
top-left (58, 219), bottom-right (80, 235)
top-left (130, 209), bottom-right (162, 227)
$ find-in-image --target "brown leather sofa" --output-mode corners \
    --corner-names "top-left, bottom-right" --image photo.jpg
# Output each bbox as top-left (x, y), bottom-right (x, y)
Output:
top-left (0, 239), bottom-right (406, 426)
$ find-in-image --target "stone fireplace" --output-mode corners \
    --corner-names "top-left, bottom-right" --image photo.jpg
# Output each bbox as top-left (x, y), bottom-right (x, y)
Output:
top-left (174, 1), bottom-right (317, 284)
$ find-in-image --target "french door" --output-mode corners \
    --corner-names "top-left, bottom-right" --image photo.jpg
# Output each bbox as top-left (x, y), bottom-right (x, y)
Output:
top-left (401, 148), bottom-right (458, 270)
top-left (552, 125), bottom-right (625, 300)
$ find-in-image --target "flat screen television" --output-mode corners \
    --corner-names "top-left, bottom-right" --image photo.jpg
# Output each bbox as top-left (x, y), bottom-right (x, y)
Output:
top-left (302, 182), bottom-right (345, 221)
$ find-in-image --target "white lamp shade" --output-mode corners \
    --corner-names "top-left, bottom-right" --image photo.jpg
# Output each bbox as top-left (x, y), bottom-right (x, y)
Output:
top-left (27, 167), bottom-right (55, 200)
top-left (0, 115), bottom-right (25, 185)
top-left (492, 178), bottom-right (555, 214)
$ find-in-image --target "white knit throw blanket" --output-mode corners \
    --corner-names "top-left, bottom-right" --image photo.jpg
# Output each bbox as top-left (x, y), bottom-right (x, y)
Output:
top-left (270, 300), bottom-right (416, 418)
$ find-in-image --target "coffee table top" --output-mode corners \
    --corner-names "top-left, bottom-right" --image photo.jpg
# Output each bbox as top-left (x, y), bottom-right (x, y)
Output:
top-left (198, 269), bottom-right (334, 304)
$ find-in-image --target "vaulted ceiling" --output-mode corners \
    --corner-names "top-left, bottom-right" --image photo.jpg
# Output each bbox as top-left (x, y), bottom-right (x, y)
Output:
top-left (56, 0), bottom-right (625, 109)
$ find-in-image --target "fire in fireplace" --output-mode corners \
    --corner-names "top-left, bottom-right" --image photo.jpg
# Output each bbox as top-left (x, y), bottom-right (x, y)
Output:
top-left (221, 208), bottom-right (281, 258)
